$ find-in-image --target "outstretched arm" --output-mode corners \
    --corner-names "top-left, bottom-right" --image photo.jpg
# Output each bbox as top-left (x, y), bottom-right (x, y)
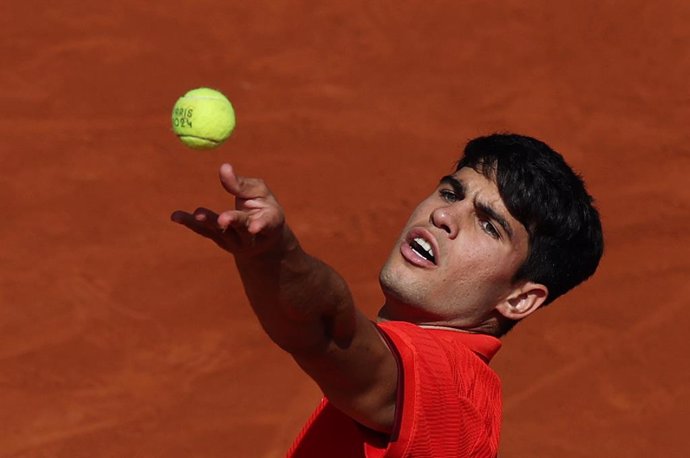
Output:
top-left (171, 164), bottom-right (398, 433)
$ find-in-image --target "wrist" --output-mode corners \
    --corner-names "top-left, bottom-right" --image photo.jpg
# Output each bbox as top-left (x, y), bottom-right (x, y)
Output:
top-left (234, 224), bottom-right (300, 263)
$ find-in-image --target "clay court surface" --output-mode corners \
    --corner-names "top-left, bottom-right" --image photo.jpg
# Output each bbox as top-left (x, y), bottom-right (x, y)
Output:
top-left (2, 1), bottom-right (689, 456)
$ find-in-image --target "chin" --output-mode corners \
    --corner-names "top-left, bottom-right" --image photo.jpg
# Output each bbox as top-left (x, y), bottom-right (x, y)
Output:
top-left (378, 268), bottom-right (432, 321)
top-left (380, 252), bottom-right (423, 290)
top-left (378, 261), bottom-right (406, 301)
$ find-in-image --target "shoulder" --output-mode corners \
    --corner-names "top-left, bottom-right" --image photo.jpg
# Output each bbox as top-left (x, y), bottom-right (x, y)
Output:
top-left (378, 322), bottom-right (501, 405)
top-left (372, 321), bottom-right (503, 456)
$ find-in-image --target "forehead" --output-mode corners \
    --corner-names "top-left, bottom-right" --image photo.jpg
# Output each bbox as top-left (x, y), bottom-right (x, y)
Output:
top-left (452, 166), bottom-right (500, 198)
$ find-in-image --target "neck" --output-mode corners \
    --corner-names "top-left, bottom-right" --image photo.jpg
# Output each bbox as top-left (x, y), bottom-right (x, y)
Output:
top-left (376, 305), bottom-right (503, 337)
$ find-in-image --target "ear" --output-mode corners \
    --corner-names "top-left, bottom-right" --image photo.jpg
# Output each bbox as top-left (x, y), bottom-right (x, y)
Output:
top-left (496, 282), bottom-right (548, 320)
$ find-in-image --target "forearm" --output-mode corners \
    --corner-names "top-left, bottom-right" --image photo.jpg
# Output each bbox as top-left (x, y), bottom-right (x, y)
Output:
top-left (173, 165), bottom-right (399, 432)
top-left (234, 226), bottom-right (356, 354)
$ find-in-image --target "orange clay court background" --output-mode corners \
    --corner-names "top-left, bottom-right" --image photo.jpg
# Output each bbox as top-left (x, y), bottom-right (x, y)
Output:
top-left (1, 1), bottom-right (689, 457)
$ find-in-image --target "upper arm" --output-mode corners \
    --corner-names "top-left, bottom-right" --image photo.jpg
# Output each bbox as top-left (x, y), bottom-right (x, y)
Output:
top-left (291, 309), bottom-right (399, 434)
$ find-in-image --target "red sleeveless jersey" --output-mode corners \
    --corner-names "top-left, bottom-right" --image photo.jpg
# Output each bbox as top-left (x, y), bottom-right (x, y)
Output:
top-left (287, 321), bottom-right (502, 458)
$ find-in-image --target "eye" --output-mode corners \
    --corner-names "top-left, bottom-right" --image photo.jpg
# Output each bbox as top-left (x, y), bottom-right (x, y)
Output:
top-left (480, 219), bottom-right (500, 239)
top-left (439, 189), bottom-right (458, 203)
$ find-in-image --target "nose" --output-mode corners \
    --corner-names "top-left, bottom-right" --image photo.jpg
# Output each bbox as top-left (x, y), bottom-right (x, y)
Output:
top-left (430, 206), bottom-right (459, 238)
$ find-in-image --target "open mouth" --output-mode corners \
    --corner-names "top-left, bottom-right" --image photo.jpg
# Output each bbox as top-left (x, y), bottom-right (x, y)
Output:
top-left (410, 237), bottom-right (436, 264)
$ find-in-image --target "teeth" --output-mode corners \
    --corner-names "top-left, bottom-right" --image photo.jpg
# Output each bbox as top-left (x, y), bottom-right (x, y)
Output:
top-left (413, 237), bottom-right (434, 260)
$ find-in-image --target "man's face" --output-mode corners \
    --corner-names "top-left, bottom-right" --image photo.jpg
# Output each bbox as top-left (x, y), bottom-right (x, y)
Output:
top-left (378, 166), bottom-right (530, 329)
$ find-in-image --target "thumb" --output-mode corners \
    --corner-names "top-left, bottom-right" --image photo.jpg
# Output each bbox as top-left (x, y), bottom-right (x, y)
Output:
top-left (219, 163), bottom-right (266, 199)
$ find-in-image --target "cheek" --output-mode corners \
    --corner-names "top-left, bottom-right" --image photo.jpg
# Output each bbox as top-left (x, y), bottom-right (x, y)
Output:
top-left (446, 242), bottom-right (516, 285)
top-left (405, 195), bottom-right (440, 222)
top-left (404, 205), bottom-right (431, 227)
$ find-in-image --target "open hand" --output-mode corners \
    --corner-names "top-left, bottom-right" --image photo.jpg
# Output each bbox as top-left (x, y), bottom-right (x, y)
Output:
top-left (171, 164), bottom-right (286, 256)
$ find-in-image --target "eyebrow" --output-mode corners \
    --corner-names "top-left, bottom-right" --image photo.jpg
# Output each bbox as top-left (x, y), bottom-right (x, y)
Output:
top-left (474, 198), bottom-right (514, 240)
top-left (439, 175), bottom-right (466, 198)
top-left (439, 175), bottom-right (514, 240)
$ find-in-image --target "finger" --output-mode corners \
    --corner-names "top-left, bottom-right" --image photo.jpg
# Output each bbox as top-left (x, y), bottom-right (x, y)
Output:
top-left (219, 210), bottom-right (263, 245)
top-left (217, 209), bottom-right (250, 232)
top-left (170, 210), bottom-right (220, 240)
top-left (219, 163), bottom-right (270, 200)
top-left (246, 215), bottom-right (276, 235)
top-left (172, 208), bottom-right (223, 234)
top-left (170, 210), bottom-right (187, 224)
top-left (171, 209), bottom-right (217, 225)
top-left (192, 207), bottom-right (220, 223)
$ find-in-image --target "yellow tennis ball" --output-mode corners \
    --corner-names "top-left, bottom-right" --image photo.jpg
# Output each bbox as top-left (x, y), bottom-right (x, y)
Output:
top-left (171, 87), bottom-right (236, 149)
